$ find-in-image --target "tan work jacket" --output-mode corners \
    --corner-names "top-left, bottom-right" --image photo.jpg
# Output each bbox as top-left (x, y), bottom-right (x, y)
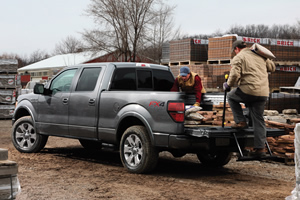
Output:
top-left (227, 48), bottom-right (275, 97)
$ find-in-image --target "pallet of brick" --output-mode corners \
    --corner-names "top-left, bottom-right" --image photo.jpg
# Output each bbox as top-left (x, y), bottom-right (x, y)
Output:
top-left (0, 105), bottom-right (15, 119)
top-left (0, 89), bottom-right (16, 104)
top-left (269, 39), bottom-right (300, 61)
top-left (0, 59), bottom-right (18, 74)
top-left (0, 75), bottom-right (17, 89)
top-left (208, 35), bottom-right (236, 62)
top-left (269, 71), bottom-right (300, 92)
top-left (169, 38), bottom-right (208, 64)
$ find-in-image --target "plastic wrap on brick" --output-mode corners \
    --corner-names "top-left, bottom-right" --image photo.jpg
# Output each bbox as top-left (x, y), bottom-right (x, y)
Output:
top-left (0, 89), bottom-right (16, 104)
top-left (0, 75), bottom-right (17, 89)
top-left (0, 105), bottom-right (15, 119)
top-left (0, 59), bottom-right (18, 74)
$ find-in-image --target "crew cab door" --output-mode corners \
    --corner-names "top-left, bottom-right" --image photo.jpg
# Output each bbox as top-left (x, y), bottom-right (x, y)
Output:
top-left (68, 66), bottom-right (103, 138)
top-left (36, 68), bottom-right (77, 136)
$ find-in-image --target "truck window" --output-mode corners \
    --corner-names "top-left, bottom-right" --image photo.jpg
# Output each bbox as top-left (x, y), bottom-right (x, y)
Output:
top-left (76, 68), bottom-right (101, 91)
top-left (137, 70), bottom-right (152, 90)
top-left (50, 69), bottom-right (77, 92)
top-left (153, 69), bottom-right (174, 91)
top-left (110, 68), bottom-right (136, 90)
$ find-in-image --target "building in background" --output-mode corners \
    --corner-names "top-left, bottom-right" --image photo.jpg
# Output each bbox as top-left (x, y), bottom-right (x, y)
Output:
top-left (18, 51), bottom-right (154, 87)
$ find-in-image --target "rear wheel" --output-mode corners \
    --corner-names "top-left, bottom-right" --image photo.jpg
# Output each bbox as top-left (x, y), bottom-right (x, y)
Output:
top-left (11, 116), bottom-right (48, 153)
top-left (120, 126), bottom-right (158, 174)
top-left (197, 150), bottom-right (232, 168)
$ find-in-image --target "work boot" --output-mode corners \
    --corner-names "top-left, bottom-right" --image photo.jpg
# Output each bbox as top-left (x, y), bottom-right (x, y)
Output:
top-left (249, 149), bottom-right (266, 158)
top-left (231, 121), bottom-right (248, 129)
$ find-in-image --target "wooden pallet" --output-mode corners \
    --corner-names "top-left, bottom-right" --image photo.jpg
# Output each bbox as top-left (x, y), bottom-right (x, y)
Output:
top-left (280, 86), bottom-right (300, 94)
top-left (207, 59), bottom-right (231, 64)
top-left (169, 60), bottom-right (206, 66)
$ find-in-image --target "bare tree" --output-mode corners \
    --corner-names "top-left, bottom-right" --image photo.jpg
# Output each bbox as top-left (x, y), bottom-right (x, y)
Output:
top-left (140, 1), bottom-right (181, 63)
top-left (53, 36), bottom-right (84, 55)
top-left (225, 22), bottom-right (300, 39)
top-left (83, 0), bottom-right (179, 62)
top-left (28, 49), bottom-right (49, 64)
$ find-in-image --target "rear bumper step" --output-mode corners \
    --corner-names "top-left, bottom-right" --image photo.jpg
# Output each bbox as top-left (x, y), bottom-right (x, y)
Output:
top-left (185, 126), bottom-right (285, 138)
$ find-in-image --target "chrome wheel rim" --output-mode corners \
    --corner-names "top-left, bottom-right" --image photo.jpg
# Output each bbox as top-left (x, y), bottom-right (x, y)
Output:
top-left (15, 122), bottom-right (36, 150)
top-left (123, 134), bottom-right (143, 167)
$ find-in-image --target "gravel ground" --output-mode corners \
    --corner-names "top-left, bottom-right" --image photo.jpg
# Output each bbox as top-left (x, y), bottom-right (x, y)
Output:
top-left (0, 119), bottom-right (296, 200)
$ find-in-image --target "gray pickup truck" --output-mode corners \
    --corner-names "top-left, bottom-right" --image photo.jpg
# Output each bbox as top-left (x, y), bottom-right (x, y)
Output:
top-left (11, 62), bottom-right (284, 173)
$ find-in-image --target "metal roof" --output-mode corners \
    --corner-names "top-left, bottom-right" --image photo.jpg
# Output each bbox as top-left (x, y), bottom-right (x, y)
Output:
top-left (18, 51), bottom-right (106, 72)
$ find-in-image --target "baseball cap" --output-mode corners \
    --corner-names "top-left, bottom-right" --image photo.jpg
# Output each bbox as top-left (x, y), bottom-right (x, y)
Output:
top-left (179, 66), bottom-right (190, 77)
top-left (232, 40), bottom-right (247, 52)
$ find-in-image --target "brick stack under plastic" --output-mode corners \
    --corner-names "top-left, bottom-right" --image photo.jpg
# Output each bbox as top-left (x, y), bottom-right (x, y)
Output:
top-left (0, 59), bottom-right (19, 119)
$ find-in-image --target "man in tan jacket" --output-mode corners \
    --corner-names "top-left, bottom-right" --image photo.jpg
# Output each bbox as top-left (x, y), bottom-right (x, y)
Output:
top-left (223, 40), bottom-right (276, 157)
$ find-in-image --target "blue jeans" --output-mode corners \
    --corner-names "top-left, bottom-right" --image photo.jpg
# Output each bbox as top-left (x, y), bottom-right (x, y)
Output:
top-left (227, 88), bottom-right (267, 149)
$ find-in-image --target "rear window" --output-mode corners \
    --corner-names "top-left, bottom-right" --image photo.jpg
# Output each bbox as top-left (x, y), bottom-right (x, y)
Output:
top-left (110, 68), bottom-right (174, 91)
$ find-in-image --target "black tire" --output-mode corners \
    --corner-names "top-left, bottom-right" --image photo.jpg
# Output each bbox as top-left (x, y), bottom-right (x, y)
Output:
top-left (11, 116), bottom-right (48, 153)
top-left (120, 125), bottom-right (158, 174)
top-left (79, 139), bottom-right (102, 150)
top-left (197, 150), bottom-right (232, 168)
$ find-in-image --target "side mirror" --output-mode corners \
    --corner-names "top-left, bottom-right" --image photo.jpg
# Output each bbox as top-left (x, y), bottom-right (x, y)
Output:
top-left (33, 83), bottom-right (45, 94)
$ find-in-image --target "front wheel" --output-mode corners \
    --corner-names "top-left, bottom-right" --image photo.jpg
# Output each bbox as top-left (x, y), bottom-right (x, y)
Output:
top-left (197, 150), bottom-right (232, 168)
top-left (120, 126), bottom-right (158, 174)
top-left (11, 116), bottom-right (48, 153)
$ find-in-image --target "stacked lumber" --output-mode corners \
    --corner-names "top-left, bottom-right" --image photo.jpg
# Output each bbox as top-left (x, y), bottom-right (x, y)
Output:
top-left (0, 59), bottom-right (19, 119)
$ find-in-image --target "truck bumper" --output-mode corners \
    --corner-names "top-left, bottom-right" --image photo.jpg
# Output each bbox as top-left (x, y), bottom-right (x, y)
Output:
top-left (153, 126), bottom-right (285, 151)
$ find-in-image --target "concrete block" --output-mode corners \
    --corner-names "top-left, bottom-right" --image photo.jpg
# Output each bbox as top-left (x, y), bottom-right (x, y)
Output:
top-left (0, 160), bottom-right (18, 176)
top-left (264, 110), bottom-right (279, 116)
top-left (0, 148), bottom-right (8, 161)
top-left (283, 109), bottom-right (298, 115)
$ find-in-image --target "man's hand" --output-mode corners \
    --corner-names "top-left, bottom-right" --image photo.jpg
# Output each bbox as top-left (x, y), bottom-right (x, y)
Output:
top-left (193, 102), bottom-right (200, 107)
top-left (223, 82), bottom-right (231, 91)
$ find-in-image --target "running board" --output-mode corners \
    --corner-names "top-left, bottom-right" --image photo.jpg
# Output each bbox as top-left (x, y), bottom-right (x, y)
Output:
top-left (237, 155), bottom-right (277, 161)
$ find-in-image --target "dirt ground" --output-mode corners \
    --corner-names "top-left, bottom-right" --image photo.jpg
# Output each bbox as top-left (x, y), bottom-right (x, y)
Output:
top-left (0, 119), bottom-right (296, 200)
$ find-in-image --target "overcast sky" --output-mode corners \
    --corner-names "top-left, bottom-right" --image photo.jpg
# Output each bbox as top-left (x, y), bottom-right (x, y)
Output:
top-left (1, 0), bottom-right (299, 56)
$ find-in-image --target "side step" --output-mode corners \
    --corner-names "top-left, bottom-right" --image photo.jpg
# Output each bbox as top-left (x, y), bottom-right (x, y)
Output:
top-left (237, 155), bottom-right (277, 161)
top-left (232, 132), bottom-right (276, 161)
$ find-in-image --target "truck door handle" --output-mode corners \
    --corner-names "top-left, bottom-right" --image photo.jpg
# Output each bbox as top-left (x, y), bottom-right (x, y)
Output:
top-left (62, 98), bottom-right (69, 104)
top-left (89, 98), bottom-right (95, 106)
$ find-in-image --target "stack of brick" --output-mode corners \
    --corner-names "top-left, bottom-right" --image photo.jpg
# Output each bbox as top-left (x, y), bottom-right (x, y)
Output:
top-left (208, 35), bottom-right (236, 63)
top-left (0, 59), bottom-right (19, 119)
top-left (268, 70), bottom-right (300, 92)
top-left (207, 35), bottom-right (300, 63)
top-left (169, 38), bottom-right (208, 66)
top-left (185, 102), bottom-right (244, 126)
top-left (265, 109), bottom-right (299, 165)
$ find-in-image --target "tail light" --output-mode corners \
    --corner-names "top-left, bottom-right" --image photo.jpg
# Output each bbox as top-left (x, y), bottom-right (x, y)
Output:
top-left (168, 102), bottom-right (185, 122)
